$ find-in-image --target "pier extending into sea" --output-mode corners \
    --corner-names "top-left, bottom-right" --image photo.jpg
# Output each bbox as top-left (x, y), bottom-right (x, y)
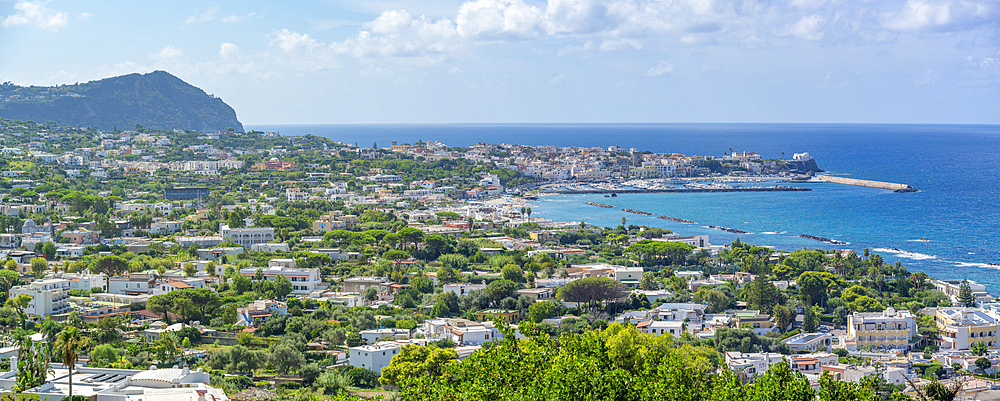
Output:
top-left (812, 175), bottom-right (917, 192)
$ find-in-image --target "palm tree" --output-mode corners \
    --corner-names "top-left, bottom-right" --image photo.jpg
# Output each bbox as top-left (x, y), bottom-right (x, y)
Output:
top-left (54, 327), bottom-right (83, 401)
top-left (621, 217), bottom-right (627, 227)
top-left (526, 208), bottom-right (532, 219)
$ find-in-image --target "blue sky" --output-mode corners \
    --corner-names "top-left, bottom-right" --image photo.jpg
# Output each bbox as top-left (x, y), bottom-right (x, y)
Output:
top-left (1, 0), bottom-right (998, 124)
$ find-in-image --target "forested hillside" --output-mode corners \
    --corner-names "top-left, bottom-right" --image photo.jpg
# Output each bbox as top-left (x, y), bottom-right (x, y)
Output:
top-left (0, 71), bottom-right (243, 132)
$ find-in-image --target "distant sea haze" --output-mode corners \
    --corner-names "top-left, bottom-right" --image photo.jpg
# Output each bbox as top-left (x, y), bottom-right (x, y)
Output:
top-left (249, 123), bottom-right (1000, 293)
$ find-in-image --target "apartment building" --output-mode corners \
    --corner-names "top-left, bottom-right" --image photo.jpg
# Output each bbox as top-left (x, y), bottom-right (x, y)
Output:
top-left (932, 307), bottom-right (1000, 351)
top-left (843, 307), bottom-right (917, 352)
top-left (10, 278), bottom-right (71, 317)
top-left (311, 211), bottom-right (359, 232)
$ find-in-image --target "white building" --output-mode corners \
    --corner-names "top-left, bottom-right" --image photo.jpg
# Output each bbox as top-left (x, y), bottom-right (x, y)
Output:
top-left (931, 307), bottom-right (1000, 351)
top-left (286, 188), bottom-right (308, 202)
top-left (442, 283), bottom-right (487, 297)
top-left (933, 279), bottom-right (991, 305)
top-left (149, 221), bottom-right (183, 234)
top-left (612, 266), bottom-right (643, 287)
top-left (10, 278), bottom-right (71, 317)
top-left (220, 224), bottom-right (275, 247)
top-left (843, 307), bottom-right (917, 352)
top-left (783, 332), bottom-right (835, 352)
top-left (360, 328), bottom-right (411, 344)
top-left (107, 273), bottom-right (156, 295)
top-left (5, 365), bottom-right (226, 401)
top-left (251, 243), bottom-right (290, 252)
top-left (349, 342), bottom-right (403, 374)
top-left (53, 272), bottom-right (106, 292)
top-left (240, 266), bottom-right (322, 294)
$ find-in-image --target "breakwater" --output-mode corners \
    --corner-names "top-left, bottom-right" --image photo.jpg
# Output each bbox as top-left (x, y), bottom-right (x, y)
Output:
top-left (657, 216), bottom-right (697, 224)
top-left (799, 234), bottom-right (849, 245)
top-left (708, 226), bottom-right (750, 234)
top-left (812, 175), bottom-right (917, 192)
top-left (554, 187), bottom-right (811, 194)
top-left (622, 208), bottom-right (653, 216)
top-left (585, 202), bottom-right (614, 208)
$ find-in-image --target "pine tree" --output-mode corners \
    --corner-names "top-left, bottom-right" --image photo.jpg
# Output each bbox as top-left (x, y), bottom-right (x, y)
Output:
top-left (803, 306), bottom-right (819, 333)
top-left (959, 279), bottom-right (975, 307)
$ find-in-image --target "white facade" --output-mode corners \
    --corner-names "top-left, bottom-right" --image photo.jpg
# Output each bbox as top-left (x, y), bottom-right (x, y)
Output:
top-left (10, 278), bottom-right (71, 317)
top-left (240, 266), bottom-right (321, 294)
top-left (349, 342), bottom-right (402, 374)
top-left (149, 221), bottom-right (182, 234)
top-left (442, 283), bottom-right (486, 297)
top-left (220, 224), bottom-right (275, 247)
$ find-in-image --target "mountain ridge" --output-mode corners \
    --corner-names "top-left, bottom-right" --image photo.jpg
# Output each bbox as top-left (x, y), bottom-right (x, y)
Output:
top-left (0, 71), bottom-right (243, 133)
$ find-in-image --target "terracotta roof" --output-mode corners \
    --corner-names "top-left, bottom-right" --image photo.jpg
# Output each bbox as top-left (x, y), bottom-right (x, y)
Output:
top-left (166, 281), bottom-right (194, 289)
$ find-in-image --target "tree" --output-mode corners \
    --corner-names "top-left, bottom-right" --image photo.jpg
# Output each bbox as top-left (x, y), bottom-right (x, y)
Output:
top-left (42, 242), bottom-right (56, 259)
top-left (528, 300), bottom-right (559, 323)
top-left (772, 304), bottom-right (793, 333)
top-left (270, 344), bottom-right (306, 374)
top-left (556, 277), bottom-right (625, 310)
top-left (959, 279), bottom-right (975, 307)
top-left (94, 255), bottom-right (128, 277)
top-left (803, 306), bottom-right (820, 333)
top-left (746, 275), bottom-right (781, 314)
top-left (410, 276), bottom-right (434, 294)
top-left (486, 280), bottom-right (520, 307)
top-left (383, 250), bottom-right (411, 261)
top-left (90, 344), bottom-right (118, 367)
top-left (4, 259), bottom-right (17, 271)
top-left (972, 341), bottom-right (988, 356)
top-left (501, 264), bottom-right (525, 283)
top-left (364, 287), bottom-right (378, 302)
top-left (183, 263), bottom-right (197, 277)
top-left (29, 257), bottom-right (47, 276)
top-left (977, 357), bottom-right (992, 373)
top-left (379, 344), bottom-right (458, 387)
top-left (273, 274), bottom-right (293, 298)
top-left (54, 327), bottom-right (83, 401)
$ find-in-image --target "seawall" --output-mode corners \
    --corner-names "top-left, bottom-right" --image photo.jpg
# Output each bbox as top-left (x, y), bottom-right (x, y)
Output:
top-left (813, 175), bottom-right (915, 191)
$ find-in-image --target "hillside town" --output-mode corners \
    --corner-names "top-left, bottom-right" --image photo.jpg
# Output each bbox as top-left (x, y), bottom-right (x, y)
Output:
top-left (0, 119), bottom-right (995, 400)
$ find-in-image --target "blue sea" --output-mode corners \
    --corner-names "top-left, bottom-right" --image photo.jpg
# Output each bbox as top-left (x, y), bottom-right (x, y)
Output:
top-left (248, 123), bottom-right (1000, 293)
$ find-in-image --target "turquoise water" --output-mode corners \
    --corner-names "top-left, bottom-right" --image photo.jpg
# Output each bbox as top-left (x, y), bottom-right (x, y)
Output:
top-left (249, 123), bottom-right (1000, 292)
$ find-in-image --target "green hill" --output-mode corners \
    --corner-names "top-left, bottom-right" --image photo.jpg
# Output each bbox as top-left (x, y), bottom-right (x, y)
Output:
top-left (0, 71), bottom-right (243, 132)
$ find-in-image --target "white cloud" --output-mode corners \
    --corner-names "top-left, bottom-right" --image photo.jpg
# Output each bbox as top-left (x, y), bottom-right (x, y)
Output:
top-left (264, 0), bottom-right (1000, 67)
top-left (646, 60), bottom-right (675, 76)
top-left (785, 15), bottom-right (826, 40)
top-left (222, 12), bottom-right (257, 23)
top-left (269, 29), bottom-right (319, 53)
top-left (549, 73), bottom-right (566, 85)
top-left (77, 12), bottom-right (91, 21)
top-left (456, 0), bottom-right (545, 40)
top-left (2, 0), bottom-right (68, 31)
top-left (882, 0), bottom-right (1000, 32)
top-left (184, 5), bottom-right (219, 24)
top-left (367, 9), bottom-right (414, 35)
top-left (219, 43), bottom-right (240, 59)
top-left (449, 66), bottom-right (463, 74)
top-left (151, 46), bottom-right (183, 62)
top-left (599, 38), bottom-right (642, 51)
top-left (557, 40), bottom-right (594, 56)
